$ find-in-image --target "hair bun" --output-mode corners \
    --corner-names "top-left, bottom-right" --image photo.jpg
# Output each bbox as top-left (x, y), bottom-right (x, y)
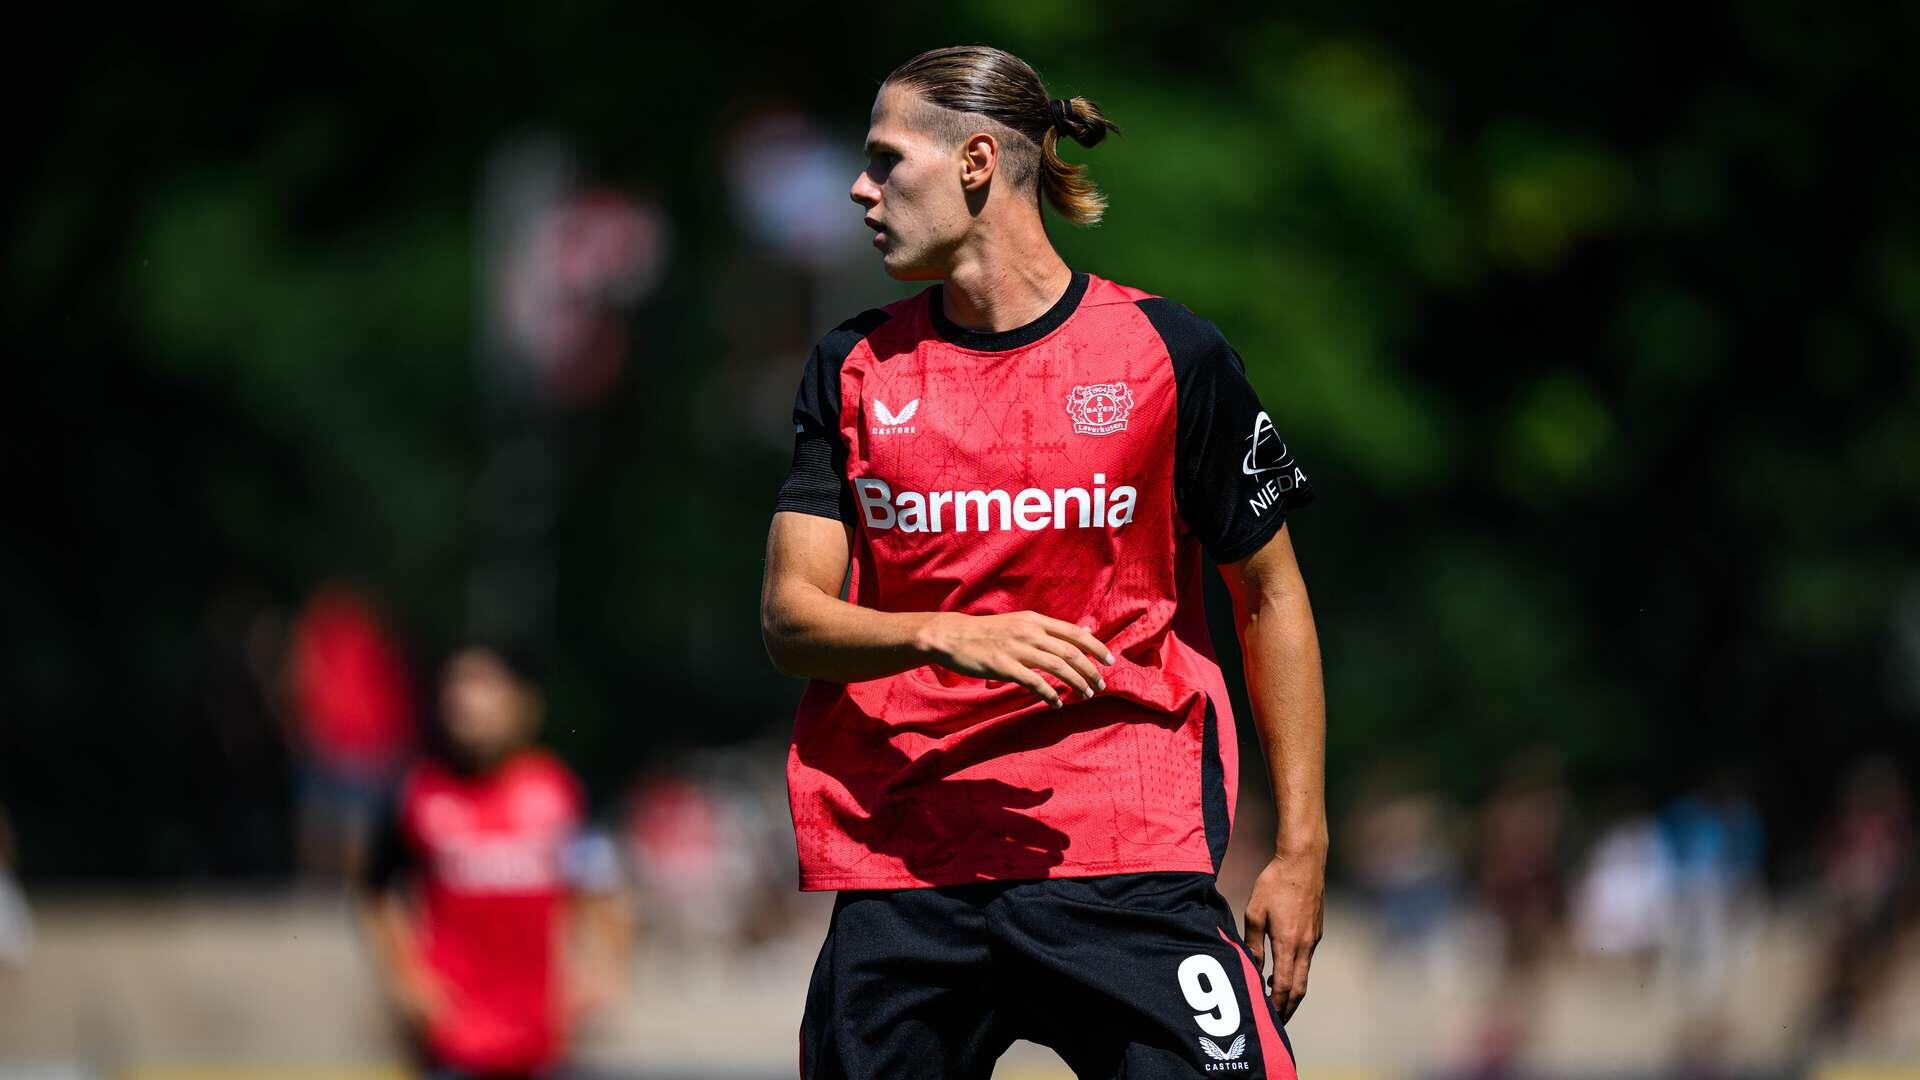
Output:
top-left (1049, 96), bottom-right (1108, 148)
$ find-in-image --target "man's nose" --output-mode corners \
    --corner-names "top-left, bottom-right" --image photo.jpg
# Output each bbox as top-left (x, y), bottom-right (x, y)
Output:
top-left (850, 170), bottom-right (879, 207)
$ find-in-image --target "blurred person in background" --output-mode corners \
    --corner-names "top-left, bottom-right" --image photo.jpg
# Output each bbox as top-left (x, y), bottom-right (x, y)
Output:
top-left (1477, 753), bottom-right (1570, 973)
top-left (720, 735), bottom-right (816, 946)
top-left (621, 762), bottom-right (758, 952)
top-left (0, 806), bottom-right (30, 968)
top-left (1658, 772), bottom-right (1765, 1009)
top-left (195, 582), bottom-right (296, 877)
top-left (358, 642), bottom-right (630, 1080)
top-left (1346, 762), bottom-right (1465, 988)
top-left (1811, 754), bottom-right (1915, 1051)
top-left (1570, 789), bottom-right (1673, 977)
top-left (1464, 751), bottom-right (1570, 1076)
top-left (762, 45), bottom-right (1321, 1079)
top-left (291, 583), bottom-right (418, 879)
top-left (620, 743), bottom-right (807, 955)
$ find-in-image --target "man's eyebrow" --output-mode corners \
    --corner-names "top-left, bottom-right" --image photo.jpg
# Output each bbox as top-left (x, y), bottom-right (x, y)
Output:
top-left (864, 137), bottom-right (902, 156)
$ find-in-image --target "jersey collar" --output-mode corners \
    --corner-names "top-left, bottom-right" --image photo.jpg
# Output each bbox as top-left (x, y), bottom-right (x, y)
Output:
top-left (926, 270), bottom-right (1089, 352)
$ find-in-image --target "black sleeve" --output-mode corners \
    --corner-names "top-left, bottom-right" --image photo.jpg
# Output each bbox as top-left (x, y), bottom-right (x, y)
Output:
top-left (1138, 297), bottom-right (1316, 563)
top-left (357, 783), bottom-right (416, 896)
top-left (773, 309), bottom-right (892, 523)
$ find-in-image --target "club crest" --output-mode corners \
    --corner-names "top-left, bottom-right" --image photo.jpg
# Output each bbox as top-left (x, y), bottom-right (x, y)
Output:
top-left (1066, 381), bottom-right (1134, 436)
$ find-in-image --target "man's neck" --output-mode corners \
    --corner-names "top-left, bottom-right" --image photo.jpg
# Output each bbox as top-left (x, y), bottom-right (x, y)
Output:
top-left (939, 231), bottom-right (1074, 334)
top-left (447, 743), bottom-right (524, 778)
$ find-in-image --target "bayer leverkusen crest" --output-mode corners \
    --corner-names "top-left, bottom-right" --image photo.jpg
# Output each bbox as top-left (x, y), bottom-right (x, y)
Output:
top-left (1066, 382), bottom-right (1134, 436)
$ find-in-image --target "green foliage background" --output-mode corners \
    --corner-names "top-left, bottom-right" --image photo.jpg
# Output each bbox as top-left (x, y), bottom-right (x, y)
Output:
top-left (5, 2), bottom-right (1918, 876)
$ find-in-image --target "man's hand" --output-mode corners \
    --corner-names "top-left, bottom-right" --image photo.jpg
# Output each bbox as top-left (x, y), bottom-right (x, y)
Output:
top-left (915, 610), bottom-right (1114, 708)
top-left (360, 893), bottom-right (450, 1034)
top-left (1243, 848), bottom-right (1325, 1022)
top-left (566, 965), bottom-right (626, 1023)
top-left (392, 965), bottom-right (451, 1030)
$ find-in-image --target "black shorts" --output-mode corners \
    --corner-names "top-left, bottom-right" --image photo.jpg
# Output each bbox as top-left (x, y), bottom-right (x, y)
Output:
top-left (799, 870), bottom-right (1298, 1079)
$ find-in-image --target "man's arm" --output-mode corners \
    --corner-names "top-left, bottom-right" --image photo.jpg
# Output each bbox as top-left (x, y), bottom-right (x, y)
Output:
top-left (760, 509), bottom-right (1112, 707)
top-left (354, 792), bottom-right (446, 1029)
top-left (564, 892), bottom-right (633, 1020)
top-left (558, 823), bottom-right (632, 1020)
top-left (1218, 522), bottom-right (1326, 1022)
top-left (358, 890), bottom-right (447, 1027)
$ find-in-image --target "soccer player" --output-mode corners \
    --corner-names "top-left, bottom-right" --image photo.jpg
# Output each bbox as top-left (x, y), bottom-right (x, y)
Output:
top-left (358, 643), bottom-right (630, 1080)
top-left (761, 45), bottom-right (1325, 1080)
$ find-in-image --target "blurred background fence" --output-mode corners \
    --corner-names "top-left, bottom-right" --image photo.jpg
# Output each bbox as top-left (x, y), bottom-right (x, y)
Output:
top-left (4, 1), bottom-right (1919, 1075)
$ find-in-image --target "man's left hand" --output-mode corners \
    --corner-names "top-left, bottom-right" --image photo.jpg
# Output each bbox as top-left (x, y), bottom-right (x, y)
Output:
top-left (1242, 849), bottom-right (1325, 1022)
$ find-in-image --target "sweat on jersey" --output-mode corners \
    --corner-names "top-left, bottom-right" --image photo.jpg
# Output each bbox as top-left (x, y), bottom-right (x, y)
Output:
top-left (773, 270), bottom-right (1314, 891)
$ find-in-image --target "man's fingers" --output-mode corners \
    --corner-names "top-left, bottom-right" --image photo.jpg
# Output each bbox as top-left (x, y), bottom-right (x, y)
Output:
top-left (998, 658), bottom-right (1063, 707)
top-left (1268, 943), bottom-right (1293, 1014)
top-left (1282, 947), bottom-right (1312, 1021)
top-left (1242, 909), bottom-right (1268, 975)
top-left (1267, 936), bottom-right (1311, 1021)
top-left (1033, 637), bottom-right (1105, 695)
top-left (1018, 647), bottom-right (1095, 701)
top-left (1039, 616), bottom-right (1114, 664)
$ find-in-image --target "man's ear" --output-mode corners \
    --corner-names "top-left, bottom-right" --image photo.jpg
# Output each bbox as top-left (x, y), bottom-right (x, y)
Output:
top-left (960, 131), bottom-right (997, 191)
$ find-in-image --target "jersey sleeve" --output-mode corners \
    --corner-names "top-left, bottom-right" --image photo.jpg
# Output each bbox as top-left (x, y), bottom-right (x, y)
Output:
top-left (773, 309), bottom-right (891, 523)
top-left (1138, 297), bottom-right (1315, 563)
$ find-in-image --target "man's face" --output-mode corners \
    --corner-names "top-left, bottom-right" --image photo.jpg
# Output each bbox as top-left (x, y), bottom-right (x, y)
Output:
top-left (440, 648), bottom-right (533, 768)
top-left (851, 84), bottom-right (972, 280)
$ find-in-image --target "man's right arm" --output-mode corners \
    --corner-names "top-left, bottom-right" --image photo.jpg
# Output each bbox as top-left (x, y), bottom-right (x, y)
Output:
top-left (758, 509), bottom-right (1111, 706)
top-left (355, 790), bottom-right (445, 1028)
top-left (358, 892), bottom-right (446, 1027)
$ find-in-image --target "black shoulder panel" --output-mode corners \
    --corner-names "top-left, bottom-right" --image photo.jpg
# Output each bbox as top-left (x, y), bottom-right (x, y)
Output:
top-left (775, 308), bottom-right (894, 522)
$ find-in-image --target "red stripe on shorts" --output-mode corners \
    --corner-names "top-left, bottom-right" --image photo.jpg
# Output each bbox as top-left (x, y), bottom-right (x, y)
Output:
top-left (1216, 926), bottom-right (1298, 1080)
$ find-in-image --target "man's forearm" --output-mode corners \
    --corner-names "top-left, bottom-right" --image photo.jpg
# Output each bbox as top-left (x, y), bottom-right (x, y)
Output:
top-left (760, 512), bottom-right (1109, 697)
top-left (359, 895), bottom-right (426, 991)
top-left (1239, 582), bottom-right (1328, 857)
top-left (567, 892), bottom-right (633, 1012)
top-left (762, 582), bottom-right (943, 683)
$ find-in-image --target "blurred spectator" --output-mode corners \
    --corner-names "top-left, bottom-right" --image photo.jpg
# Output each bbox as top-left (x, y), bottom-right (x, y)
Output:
top-left (1659, 772), bottom-right (1765, 1005)
top-left (1812, 754), bottom-right (1915, 1048)
top-left (1465, 751), bottom-right (1571, 1077)
top-left (497, 181), bottom-right (670, 409)
top-left (621, 760), bottom-right (760, 952)
top-left (193, 583), bottom-right (295, 877)
top-left (358, 642), bottom-right (630, 1080)
top-left (0, 806), bottom-right (30, 968)
top-left (1570, 790), bottom-right (1673, 972)
top-left (1478, 751), bottom-right (1571, 974)
top-left (1347, 762), bottom-right (1465, 986)
top-left (289, 583), bottom-right (417, 879)
top-left (690, 736), bottom-right (811, 946)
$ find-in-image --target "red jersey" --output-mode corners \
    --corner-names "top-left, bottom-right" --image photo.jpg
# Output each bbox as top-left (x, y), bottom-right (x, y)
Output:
top-left (773, 271), bottom-right (1313, 890)
top-left (365, 750), bottom-right (588, 1073)
top-left (289, 585), bottom-right (415, 773)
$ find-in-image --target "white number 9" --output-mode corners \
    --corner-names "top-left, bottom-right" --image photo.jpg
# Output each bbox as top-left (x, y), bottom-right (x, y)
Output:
top-left (1176, 953), bottom-right (1241, 1037)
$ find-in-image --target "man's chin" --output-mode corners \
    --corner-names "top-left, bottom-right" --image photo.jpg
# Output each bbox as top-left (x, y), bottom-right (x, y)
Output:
top-left (879, 249), bottom-right (942, 282)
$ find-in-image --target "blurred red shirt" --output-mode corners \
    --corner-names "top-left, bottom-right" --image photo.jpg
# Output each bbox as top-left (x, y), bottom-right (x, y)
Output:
top-left (289, 586), bottom-right (415, 774)
top-left (367, 750), bottom-right (588, 1073)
